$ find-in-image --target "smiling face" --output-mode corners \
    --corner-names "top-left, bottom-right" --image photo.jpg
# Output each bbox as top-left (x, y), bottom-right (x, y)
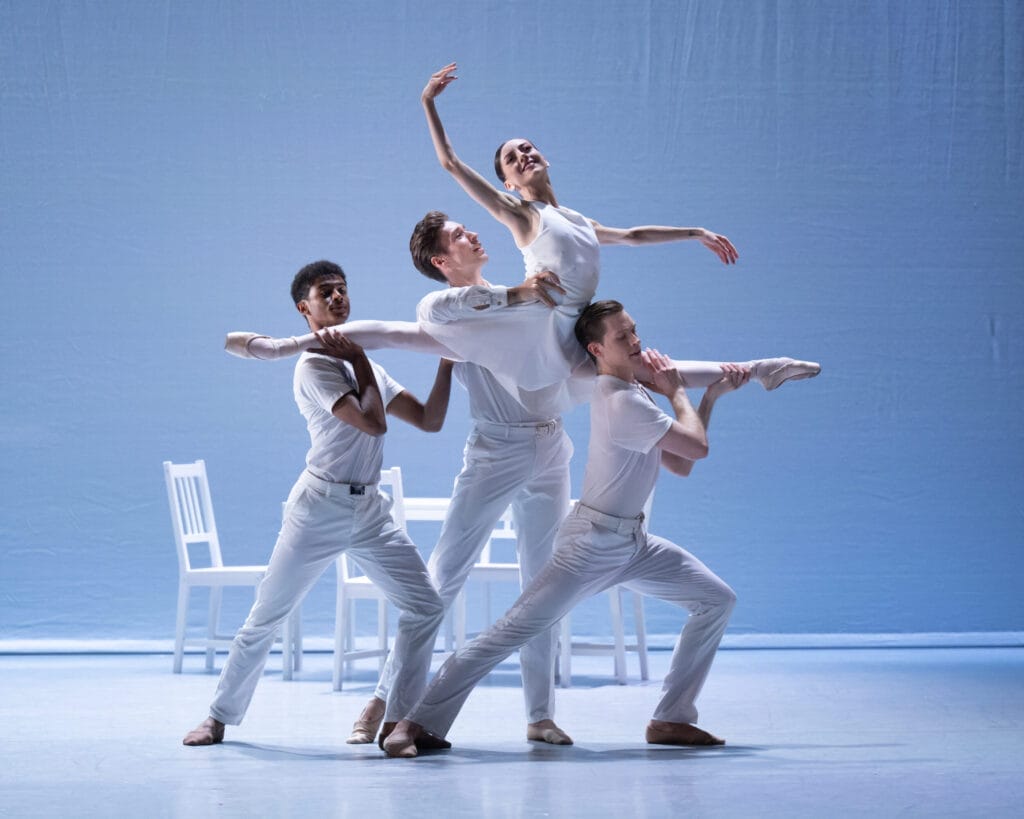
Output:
top-left (432, 221), bottom-right (488, 286)
top-left (495, 138), bottom-right (549, 191)
top-left (297, 275), bottom-right (350, 331)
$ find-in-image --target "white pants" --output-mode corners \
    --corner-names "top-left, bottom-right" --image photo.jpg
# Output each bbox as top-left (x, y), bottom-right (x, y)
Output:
top-left (209, 471), bottom-right (444, 725)
top-left (374, 419), bottom-right (572, 723)
top-left (409, 504), bottom-right (736, 738)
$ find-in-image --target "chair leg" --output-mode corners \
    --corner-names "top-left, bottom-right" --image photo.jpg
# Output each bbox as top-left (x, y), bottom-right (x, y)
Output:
top-left (333, 586), bottom-right (346, 692)
top-left (632, 591), bottom-right (649, 681)
top-left (376, 598), bottom-right (389, 674)
top-left (173, 583), bottom-right (189, 673)
top-left (291, 607), bottom-right (303, 673)
top-left (558, 616), bottom-right (572, 689)
top-left (206, 586), bottom-right (223, 671)
top-left (609, 587), bottom-right (627, 684)
top-left (454, 587), bottom-right (467, 650)
top-left (282, 616), bottom-right (293, 681)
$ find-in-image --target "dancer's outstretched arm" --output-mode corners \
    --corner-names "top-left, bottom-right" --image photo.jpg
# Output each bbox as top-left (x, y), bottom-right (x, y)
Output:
top-left (421, 63), bottom-right (536, 245)
top-left (226, 320), bottom-right (460, 361)
top-left (590, 220), bottom-right (739, 266)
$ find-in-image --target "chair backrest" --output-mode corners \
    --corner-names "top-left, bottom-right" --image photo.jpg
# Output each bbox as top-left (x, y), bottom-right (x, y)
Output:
top-left (339, 466), bottom-right (407, 582)
top-left (163, 460), bottom-right (223, 573)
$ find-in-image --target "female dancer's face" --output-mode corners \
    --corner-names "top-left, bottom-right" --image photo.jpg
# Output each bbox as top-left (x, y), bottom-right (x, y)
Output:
top-left (496, 138), bottom-right (548, 191)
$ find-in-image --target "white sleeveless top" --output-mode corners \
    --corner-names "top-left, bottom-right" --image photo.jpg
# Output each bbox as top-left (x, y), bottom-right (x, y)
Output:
top-left (416, 202), bottom-right (600, 412)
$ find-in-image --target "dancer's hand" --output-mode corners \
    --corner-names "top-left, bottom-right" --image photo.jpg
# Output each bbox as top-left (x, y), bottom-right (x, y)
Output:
top-left (312, 329), bottom-right (365, 362)
top-left (639, 348), bottom-right (686, 396)
top-left (509, 271), bottom-right (565, 307)
top-left (423, 63), bottom-right (458, 102)
top-left (697, 229), bottom-right (739, 265)
top-left (706, 363), bottom-right (751, 399)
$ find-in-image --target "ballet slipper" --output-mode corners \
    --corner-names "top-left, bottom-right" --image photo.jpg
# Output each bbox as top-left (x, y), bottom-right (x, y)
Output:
top-left (644, 720), bottom-right (724, 746)
top-left (182, 716), bottom-right (225, 746)
top-left (526, 719), bottom-right (574, 745)
top-left (382, 722), bottom-right (420, 758)
top-left (224, 332), bottom-right (301, 361)
top-left (750, 357), bottom-right (821, 391)
top-left (347, 698), bottom-right (386, 745)
top-left (376, 721), bottom-right (397, 750)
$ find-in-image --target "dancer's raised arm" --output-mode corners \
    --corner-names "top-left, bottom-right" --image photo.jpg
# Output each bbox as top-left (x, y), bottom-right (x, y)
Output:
top-left (590, 220), bottom-right (739, 265)
top-left (422, 63), bottom-right (536, 245)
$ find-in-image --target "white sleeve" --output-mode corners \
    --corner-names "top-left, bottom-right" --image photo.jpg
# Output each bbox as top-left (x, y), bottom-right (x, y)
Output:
top-left (296, 355), bottom-right (356, 415)
top-left (416, 286), bottom-right (510, 324)
top-left (608, 389), bottom-right (674, 454)
top-left (370, 360), bottom-right (405, 408)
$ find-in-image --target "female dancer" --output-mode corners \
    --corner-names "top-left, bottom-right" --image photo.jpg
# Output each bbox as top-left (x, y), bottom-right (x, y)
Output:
top-left (225, 64), bottom-right (817, 401)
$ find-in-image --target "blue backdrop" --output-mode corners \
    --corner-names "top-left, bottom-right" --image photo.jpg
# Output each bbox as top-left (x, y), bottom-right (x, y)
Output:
top-left (1, 0), bottom-right (1021, 643)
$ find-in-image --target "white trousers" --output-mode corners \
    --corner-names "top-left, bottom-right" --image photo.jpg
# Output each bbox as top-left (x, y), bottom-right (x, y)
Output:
top-left (375, 420), bottom-right (572, 724)
top-left (209, 471), bottom-right (444, 725)
top-left (409, 504), bottom-right (736, 738)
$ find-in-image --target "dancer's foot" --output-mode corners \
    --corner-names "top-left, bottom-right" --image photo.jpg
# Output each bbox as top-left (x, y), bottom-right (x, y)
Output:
top-left (750, 357), bottom-right (821, 391)
top-left (527, 719), bottom-right (574, 745)
top-left (347, 696), bottom-right (386, 744)
top-left (182, 717), bottom-right (225, 746)
top-left (224, 332), bottom-right (301, 361)
top-left (381, 720), bottom-right (451, 758)
top-left (645, 720), bottom-right (724, 746)
top-left (382, 720), bottom-right (423, 758)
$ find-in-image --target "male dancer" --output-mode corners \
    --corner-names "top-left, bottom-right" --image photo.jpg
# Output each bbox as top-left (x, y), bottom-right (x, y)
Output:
top-left (384, 300), bottom-right (742, 757)
top-left (347, 213), bottom-right (577, 749)
top-left (183, 261), bottom-right (452, 747)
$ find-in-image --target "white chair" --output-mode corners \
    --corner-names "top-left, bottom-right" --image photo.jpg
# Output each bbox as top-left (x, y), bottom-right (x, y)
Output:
top-left (331, 466), bottom-right (404, 691)
top-left (164, 460), bottom-right (300, 676)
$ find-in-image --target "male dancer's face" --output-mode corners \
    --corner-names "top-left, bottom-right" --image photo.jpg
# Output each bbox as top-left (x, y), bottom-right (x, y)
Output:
top-left (433, 221), bottom-right (488, 286)
top-left (297, 275), bottom-right (350, 331)
top-left (591, 310), bottom-right (642, 377)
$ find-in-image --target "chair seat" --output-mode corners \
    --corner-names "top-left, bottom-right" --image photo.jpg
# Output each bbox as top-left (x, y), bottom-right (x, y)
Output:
top-left (183, 566), bottom-right (268, 586)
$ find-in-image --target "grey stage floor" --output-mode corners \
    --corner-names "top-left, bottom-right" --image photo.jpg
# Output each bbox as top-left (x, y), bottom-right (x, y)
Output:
top-left (1, 647), bottom-right (1021, 818)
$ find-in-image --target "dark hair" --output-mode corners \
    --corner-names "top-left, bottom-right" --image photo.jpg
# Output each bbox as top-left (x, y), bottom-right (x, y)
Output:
top-left (493, 143), bottom-right (507, 183)
top-left (290, 260), bottom-right (346, 305)
top-left (574, 300), bottom-right (625, 362)
top-left (409, 210), bottom-right (450, 283)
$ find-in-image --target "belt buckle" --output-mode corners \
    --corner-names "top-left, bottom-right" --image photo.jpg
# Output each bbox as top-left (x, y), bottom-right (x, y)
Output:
top-left (349, 484), bottom-right (366, 495)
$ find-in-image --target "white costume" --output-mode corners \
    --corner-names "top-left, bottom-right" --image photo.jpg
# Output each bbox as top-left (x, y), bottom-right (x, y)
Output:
top-left (405, 374), bottom-right (736, 738)
top-left (416, 203), bottom-right (599, 410)
top-left (208, 352), bottom-right (443, 726)
top-left (371, 289), bottom-right (572, 722)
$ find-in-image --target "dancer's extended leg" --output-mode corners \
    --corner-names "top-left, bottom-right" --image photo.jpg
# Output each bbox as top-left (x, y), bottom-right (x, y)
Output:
top-left (226, 320), bottom-right (460, 361)
top-left (667, 359), bottom-right (821, 391)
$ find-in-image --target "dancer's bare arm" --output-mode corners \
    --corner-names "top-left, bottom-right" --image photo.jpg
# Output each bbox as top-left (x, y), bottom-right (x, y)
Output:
top-left (652, 361), bottom-right (751, 477)
top-left (386, 359), bottom-right (456, 432)
top-left (590, 220), bottom-right (738, 265)
top-left (422, 63), bottom-right (536, 244)
top-left (314, 330), bottom-right (387, 435)
top-left (643, 349), bottom-right (709, 466)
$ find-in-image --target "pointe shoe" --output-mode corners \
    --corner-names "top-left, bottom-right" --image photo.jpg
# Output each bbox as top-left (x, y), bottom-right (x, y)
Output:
top-left (347, 713), bottom-right (385, 745)
top-left (527, 719), bottom-right (574, 745)
top-left (182, 717), bottom-right (224, 746)
top-left (224, 332), bottom-right (300, 361)
top-left (645, 721), bottom-right (724, 746)
top-left (751, 357), bottom-right (821, 391)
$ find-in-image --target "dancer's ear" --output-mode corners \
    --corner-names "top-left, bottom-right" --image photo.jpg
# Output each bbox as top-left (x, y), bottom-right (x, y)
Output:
top-left (588, 341), bottom-right (603, 360)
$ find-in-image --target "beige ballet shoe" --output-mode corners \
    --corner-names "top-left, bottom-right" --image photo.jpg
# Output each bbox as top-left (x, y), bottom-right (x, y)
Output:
top-left (347, 714), bottom-right (385, 745)
top-left (224, 332), bottom-right (300, 361)
top-left (527, 719), bottom-right (574, 745)
top-left (182, 716), bottom-right (224, 746)
top-left (751, 357), bottom-right (821, 391)
top-left (645, 720), bottom-right (724, 746)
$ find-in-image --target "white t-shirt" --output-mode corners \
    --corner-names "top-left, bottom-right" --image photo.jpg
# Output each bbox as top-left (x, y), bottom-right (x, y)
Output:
top-left (580, 375), bottom-right (674, 518)
top-left (293, 352), bottom-right (404, 485)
